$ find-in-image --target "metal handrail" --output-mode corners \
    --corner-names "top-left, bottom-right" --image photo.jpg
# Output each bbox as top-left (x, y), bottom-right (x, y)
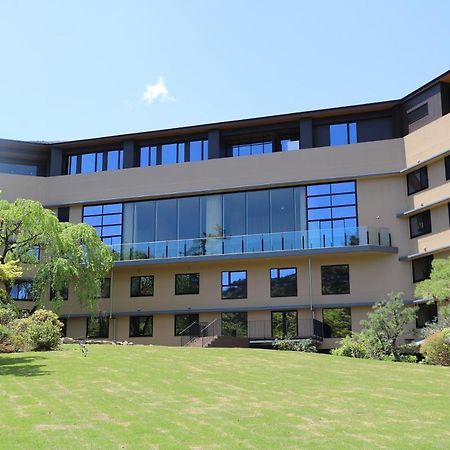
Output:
top-left (177, 321), bottom-right (198, 336)
top-left (200, 318), bottom-right (219, 335)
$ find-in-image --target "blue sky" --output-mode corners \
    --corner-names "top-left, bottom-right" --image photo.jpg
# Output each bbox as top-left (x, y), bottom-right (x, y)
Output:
top-left (0, 0), bottom-right (449, 142)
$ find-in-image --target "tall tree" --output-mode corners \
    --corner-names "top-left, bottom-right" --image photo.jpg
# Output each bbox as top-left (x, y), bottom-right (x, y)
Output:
top-left (0, 196), bottom-right (113, 310)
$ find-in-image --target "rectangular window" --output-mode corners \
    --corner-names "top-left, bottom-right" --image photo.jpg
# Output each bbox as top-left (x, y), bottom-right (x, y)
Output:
top-left (9, 280), bottom-right (34, 301)
top-left (175, 273), bottom-right (199, 295)
top-left (321, 265), bottom-right (350, 295)
top-left (82, 203), bottom-right (123, 246)
top-left (407, 103), bottom-right (428, 124)
top-left (445, 155), bottom-right (450, 181)
top-left (221, 271), bottom-right (247, 299)
top-left (174, 314), bottom-right (199, 336)
top-left (130, 276), bottom-right (154, 297)
top-left (129, 316), bottom-right (153, 337)
top-left (50, 285), bottom-right (69, 301)
top-left (232, 141), bottom-right (272, 157)
top-left (416, 302), bottom-right (438, 329)
top-left (410, 210), bottom-right (432, 238)
top-left (281, 138), bottom-right (300, 151)
top-left (0, 162), bottom-right (38, 176)
top-left (57, 207), bottom-right (70, 222)
top-left (221, 312), bottom-right (248, 336)
top-left (322, 307), bottom-right (352, 338)
top-left (59, 318), bottom-right (67, 337)
top-left (189, 140), bottom-right (208, 161)
top-left (140, 146), bottom-right (158, 167)
top-left (412, 255), bottom-right (434, 283)
top-left (86, 316), bottom-right (109, 339)
top-left (271, 311), bottom-right (298, 338)
top-left (407, 166), bottom-right (428, 195)
top-left (270, 268), bottom-right (297, 297)
top-left (330, 123), bottom-right (357, 146)
top-left (99, 278), bottom-right (111, 299)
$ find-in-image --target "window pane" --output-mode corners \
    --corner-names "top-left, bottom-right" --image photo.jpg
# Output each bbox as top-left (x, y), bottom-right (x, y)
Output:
top-left (107, 150), bottom-right (120, 171)
top-left (407, 167), bottom-right (428, 195)
top-left (161, 144), bottom-right (177, 165)
top-left (307, 184), bottom-right (330, 196)
top-left (81, 153), bottom-right (96, 173)
top-left (175, 273), bottom-right (199, 295)
top-left (271, 188), bottom-right (295, 232)
top-left (175, 314), bottom-right (199, 335)
top-left (0, 162), bottom-right (39, 176)
top-left (331, 193), bottom-right (355, 206)
top-left (130, 316), bottom-right (153, 337)
top-left (178, 197), bottom-right (200, 239)
top-left (308, 208), bottom-right (331, 221)
top-left (270, 268), bottom-right (297, 297)
top-left (321, 265), bottom-right (350, 295)
top-left (221, 271), bottom-right (247, 299)
top-left (348, 123), bottom-right (357, 144)
top-left (201, 195), bottom-right (223, 237)
top-left (189, 141), bottom-right (203, 161)
top-left (221, 312), bottom-right (247, 336)
top-left (156, 199), bottom-right (177, 240)
top-left (247, 190), bottom-right (270, 234)
top-left (331, 182), bottom-right (355, 194)
top-left (177, 143), bottom-right (185, 163)
top-left (410, 210), bottom-right (432, 238)
top-left (330, 123), bottom-right (348, 146)
top-left (103, 204), bottom-right (123, 214)
top-left (308, 196), bottom-right (331, 208)
top-left (412, 255), bottom-right (433, 283)
top-left (332, 206), bottom-right (356, 219)
top-left (223, 192), bottom-right (246, 236)
top-left (323, 307), bottom-right (351, 338)
top-left (140, 147), bottom-right (149, 167)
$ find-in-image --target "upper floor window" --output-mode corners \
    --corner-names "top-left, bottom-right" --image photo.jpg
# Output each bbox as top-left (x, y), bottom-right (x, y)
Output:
top-left (412, 255), bottom-right (433, 283)
top-left (407, 103), bottom-right (428, 125)
top-left (98, 278), bottom-right (111, 299)
top-left (0, 162), bottom-right (39, 176)
top-left (270, 268), bottom-right (297, 297)
top-left (321, 265), bottom-right (350, 295)
top-left (175, 273), bottom-right (199, 295)
top-left (281, 138), bottom-right (300, 152)
top-left (130, 276), bottom-right (154, 297)
top-left (407, 166), bottom-right (428, 195)
top-left (409, 210), bottom-right (432, 238)
top-left (232, 141), bottom-right (272, 157)
top-left (221, 271), bottom-right (247, 299)
top-left (445, 155), bottom-right (450, 181)
top-left (139, 140), bottom-right (208, 167)
top-left (188, 140), bottom-right (208, 162)
top-left (162, 143), bottom-right (184, 165)
top-left (82, 203), bottom-right (123, 246)
top-left (67, 149), bottom-right (124, 175)
top-left (330, 122), bottom-right (357, 146)
top-left (9, 280), bottom-right (34, 301)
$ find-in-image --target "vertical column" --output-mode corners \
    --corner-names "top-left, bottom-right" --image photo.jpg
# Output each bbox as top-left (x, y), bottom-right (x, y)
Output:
top-left (49, 147), bottom-right (64, 176)
top-left (207, 130), bottom-right (221, 159)
top-left (123, 140), bottom-right (137, 168)
top-left (271, 132), bottom-right (281, 152)
top-left (299, 119), bottom-right (313, 149)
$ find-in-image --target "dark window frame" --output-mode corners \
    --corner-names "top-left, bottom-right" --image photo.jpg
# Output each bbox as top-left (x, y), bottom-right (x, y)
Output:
top-left (175, 273), bottom-right (200, 295)
top-left (174, 314), bottom-right (199, 336)
top-left (445, 155), bottom-right (450, 181)
top-left (130, 275), bottom-right (154, 297)
top-left (270, 267), bottom-right (298, 298)
top-left (412, 255), bottom-right (434, 283)
top-left (409, 210), bottom-right (432, 238)
top-left (321, 264), bottom-right (350, 295)
top-left (86, 316), bottom-right (109, 339)
top-left (329, 122), bottom-right (358, 146)
top-left (221, 270), bottom-right (248, 300)
top-left (416, 302), bottom-right (438, 329)
top-left (129, 315), bottom-right (153, 337)
top-left (407, 166), bottom-right (429, 195)
top-left (221, 312), bottom-right (248, 336)
top-left (271, 310), bottom-right (298, 338)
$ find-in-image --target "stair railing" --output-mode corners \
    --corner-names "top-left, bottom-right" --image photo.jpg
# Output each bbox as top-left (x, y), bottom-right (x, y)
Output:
top-left (199, 319), bottom-right (220, 347)
top-left (178, 321), bottom-right (200, 346)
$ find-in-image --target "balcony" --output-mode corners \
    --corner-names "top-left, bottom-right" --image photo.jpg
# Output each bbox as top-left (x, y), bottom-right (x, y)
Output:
top-left (111, 226), bottom-right (395, 264)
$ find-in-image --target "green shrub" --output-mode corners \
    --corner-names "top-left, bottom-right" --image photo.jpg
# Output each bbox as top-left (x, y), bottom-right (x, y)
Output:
top-left (420, 328), bottom-right (450, 366)
top-left (331, 334), bottom-right (370, 359)
top-left (273, 339), bottom-right (317, 352)
top-left (26, 309), bottom-right (63, 352)
top-left (0, 303), bottom-right (18, 326)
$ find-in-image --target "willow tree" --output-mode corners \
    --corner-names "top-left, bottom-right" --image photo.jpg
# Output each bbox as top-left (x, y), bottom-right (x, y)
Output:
top-left (0, 196), bottom-right (113, 310)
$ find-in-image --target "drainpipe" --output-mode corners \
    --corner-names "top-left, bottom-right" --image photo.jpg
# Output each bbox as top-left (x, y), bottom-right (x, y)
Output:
top-left (308, 257), bottom-right (314, 319)
top-left (109, 268), bottom-right (116, 341)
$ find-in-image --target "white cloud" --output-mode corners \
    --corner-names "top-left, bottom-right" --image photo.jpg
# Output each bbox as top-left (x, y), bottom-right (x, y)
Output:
top-left (142, 76), bottom-right (175, 104)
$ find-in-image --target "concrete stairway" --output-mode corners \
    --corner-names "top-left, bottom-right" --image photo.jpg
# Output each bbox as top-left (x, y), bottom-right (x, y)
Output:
top-left (185, 336), bottom-right (249, 348)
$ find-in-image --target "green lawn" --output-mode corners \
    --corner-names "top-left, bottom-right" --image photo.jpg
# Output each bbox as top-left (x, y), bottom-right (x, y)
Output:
top-left (1, 346), bottom-right (449, 449)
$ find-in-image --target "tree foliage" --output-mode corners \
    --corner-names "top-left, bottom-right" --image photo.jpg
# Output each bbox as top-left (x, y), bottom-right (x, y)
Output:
top-left (415, 257), bottom-right (450, 302)
top-left (0, 196), bottom-right (113, 310)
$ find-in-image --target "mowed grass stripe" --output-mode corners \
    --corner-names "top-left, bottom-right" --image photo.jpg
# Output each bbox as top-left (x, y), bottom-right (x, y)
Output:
top-left (0, 345), bottom-right (449, 449)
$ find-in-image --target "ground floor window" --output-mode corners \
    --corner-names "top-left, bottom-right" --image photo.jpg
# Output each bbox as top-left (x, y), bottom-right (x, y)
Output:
top-left (174, 314), bottom-right (199, 336)
top-left (271, 311), bottom-right (298, 338)
top-left (221, 312), bottom-right (248, 336)
top-left (416, 302), bottom-right (438, 329)
top-left (322, 307), bottom-right (352, 338)
top-left (59, 318), bottom-right (67, 337)
top-left (86, 316), bottom-right (109, 338)
top-left (129, 316), bottom-right (153, 337)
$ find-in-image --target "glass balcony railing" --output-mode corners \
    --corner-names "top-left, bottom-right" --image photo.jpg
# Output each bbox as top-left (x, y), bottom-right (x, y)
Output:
top-left (110, 226), bottom-right (392, 262)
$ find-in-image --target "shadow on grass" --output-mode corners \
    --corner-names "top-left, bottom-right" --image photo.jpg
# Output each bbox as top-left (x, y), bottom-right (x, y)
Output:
top-left (0, 355), bottom-right (51, 377)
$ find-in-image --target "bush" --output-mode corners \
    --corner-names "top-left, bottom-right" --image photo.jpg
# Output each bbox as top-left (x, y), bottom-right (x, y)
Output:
top-left (0, 324), bottom-right (15, 353)
top-left (0, 303), bottom-right (18, 326)
top-left (331, 334), bottom-right (370, 359)
top-left (273, 339), bottom-right (317, 352)
top-left (420, 328), bottom-right (450, 366)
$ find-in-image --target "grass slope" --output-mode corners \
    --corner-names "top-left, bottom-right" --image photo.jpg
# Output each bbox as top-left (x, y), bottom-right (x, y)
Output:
top-left (1, 345), bottom-right (449, 449)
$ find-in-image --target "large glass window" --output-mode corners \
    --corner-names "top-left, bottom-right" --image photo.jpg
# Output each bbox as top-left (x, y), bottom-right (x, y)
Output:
top-left (86, 316), bottom-right (109, 338)
top-left (9, 280), bottom-right (34, 301)
top-left (416, 302), bottom-right (437, 329)
top-left (175, 273), bottom-right (199, 295)
top-left (410, 210), bottom-right (432, 238)
top-left (83, 204), bottom-right (123, 246)
top-left (247, 190), bottom-right (270, 234)
top-left (189, 140), bottom-right (208, 162)
top-left (156, 199), bottom-right (177, 241)
top-left (412, 255), bottom-right (434, 283)
top-left (321, 265), bottom-right (350, 295)
top-left (223, 193), bottom-right (246, 236)
top-left (221, 271), bottom-right (247, 299)
top-left (221, 312), bottom-right (248, 336)
top-left (271, 188), bottom-right (295, 232)
top-left (0, 162), bottom-right (38, 176)
top-left (232, 141), bottom-right (272, 157)
top-left (67, 150), bottom-right (123, 175)
top-left (271, 311), bottom-right (298, 338)
top-left (129, 316), bottom-right (153, 337)
top-left (270, 268), bottom-right (297, 297)
top-left (140, 146), bottom-right (158, 167)
top-left (407, 167), bottom-right (428, 195)
top-left (322, 307), bottom-right (352, 338)
top-left (330, 123), bottom-right (357, 146)
top-left (130, 276), bottom-right (154, 297)
top-left (175, 314), bottom-right (199, 336)
top-left (178, 197), bottom-right (200, 239)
